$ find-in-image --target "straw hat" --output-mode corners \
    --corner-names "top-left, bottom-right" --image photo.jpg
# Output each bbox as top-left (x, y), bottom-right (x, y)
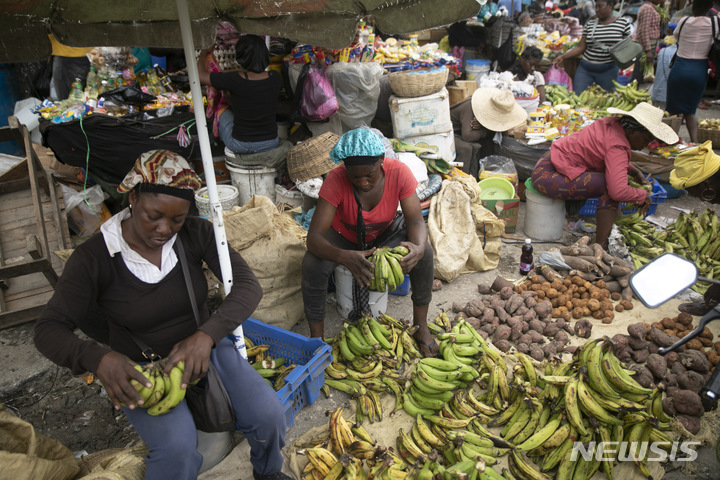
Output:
top-left (607, 102), bottom-right (679, 145)
top-left (286, 132), bottom-right (341, 182)
top-left (471, 87), bottom-right (529, 132)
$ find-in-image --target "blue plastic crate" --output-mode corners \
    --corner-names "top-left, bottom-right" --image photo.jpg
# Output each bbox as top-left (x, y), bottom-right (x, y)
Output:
top-left (578, 176), bottom-right (667, 217)
top-left (389, 274), bottom-right (410, 296)
top-left (242, 318), bottom-right (332, 427)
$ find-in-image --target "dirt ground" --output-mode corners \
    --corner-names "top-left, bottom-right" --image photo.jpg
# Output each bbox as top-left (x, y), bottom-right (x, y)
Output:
top-left (1, 107), bottom-right (720, 478)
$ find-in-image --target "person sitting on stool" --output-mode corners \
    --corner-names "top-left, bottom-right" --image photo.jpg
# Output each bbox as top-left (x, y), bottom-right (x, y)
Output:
top-left (198, 35), bottom-right (282, 154)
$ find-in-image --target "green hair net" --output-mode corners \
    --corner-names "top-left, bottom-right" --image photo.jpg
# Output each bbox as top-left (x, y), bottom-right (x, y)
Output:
top-left (329, 128), bottom-right (385, 164)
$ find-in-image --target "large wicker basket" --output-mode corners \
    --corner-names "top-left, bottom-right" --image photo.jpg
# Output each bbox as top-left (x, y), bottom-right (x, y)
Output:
top-left (697, 128), bottom-right (720, 145)
top-left (286, 132), bottom-right (341, 182)
top-left (388, 67), bottom-right (449, 98)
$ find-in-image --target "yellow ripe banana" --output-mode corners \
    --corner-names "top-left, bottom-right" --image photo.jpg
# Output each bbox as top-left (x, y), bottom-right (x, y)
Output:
top-left (143, 369), bottom-right (165, 408)
top-left (415, 414), bottom-right (444, 448)
top-left (347, 439), bottom-right (379, 460)
top-left (246, 344), bottom-right (270, 357)
top-left (510, 451), bottom-right (553, 480)
top-left (400, 330), bottom-right (423, 359)
top-left (329, 407), bottom-right (346, 454)
top-left (345, 361), bottom-right (383, 381)
top-left (367, 389), bottom-right (383, 421)
top-left (302, 447), bottom-right (338, 477)
top-left (350, 422), bottom-right (374, 444)
top-left (410, 423), bottom-right (434, 454)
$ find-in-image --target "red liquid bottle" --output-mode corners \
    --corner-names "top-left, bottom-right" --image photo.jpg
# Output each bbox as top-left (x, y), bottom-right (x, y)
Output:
top-left (520, 238), bottom-right (533, 275)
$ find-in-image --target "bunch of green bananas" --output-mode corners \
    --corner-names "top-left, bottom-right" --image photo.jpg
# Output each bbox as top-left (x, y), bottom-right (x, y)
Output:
top-left (617, 208), bottom-right (720, 294)
top-left (369, 246), bottom-right (409, 292)
top-left (129, 360), bottom-right (187, 416)
top-left (323, 314), bottom-right (425, 424)
top-left (545, 84), bottom-right (582, 108)
top-left (245, 336), bottom-right (295, 391)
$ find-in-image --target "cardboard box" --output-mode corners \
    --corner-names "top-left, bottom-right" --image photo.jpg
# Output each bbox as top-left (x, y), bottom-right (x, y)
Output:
top-left (481, 198), bottom-right (520, 233)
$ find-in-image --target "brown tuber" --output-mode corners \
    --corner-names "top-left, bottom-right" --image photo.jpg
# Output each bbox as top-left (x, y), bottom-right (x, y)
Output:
top-left (574, 319), bottom-right (593, 338)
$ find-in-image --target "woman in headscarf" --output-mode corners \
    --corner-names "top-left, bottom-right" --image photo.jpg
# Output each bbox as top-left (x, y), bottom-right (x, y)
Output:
top-left (301, 129), bottom-right (438, 357)
top-left (34, 150), bottom-right (292, 480)
top-left (198, 34), bottom-right (282, 154)
top-left (531, 103), bottom-right (679, 249)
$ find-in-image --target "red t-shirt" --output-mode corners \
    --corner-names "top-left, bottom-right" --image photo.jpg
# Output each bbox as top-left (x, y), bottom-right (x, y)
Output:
top-left (549, 117), bottom-right (646, 205)
top-left (320, 158), bottom-right (418, 244)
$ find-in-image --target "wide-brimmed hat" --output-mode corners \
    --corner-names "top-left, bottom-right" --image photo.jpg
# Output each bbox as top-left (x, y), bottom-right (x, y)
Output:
top-left (471, 87), bottom-right (529, 132)
top-left (607, 102), bottom-right (679, 145)
top-left (286, 132), bottom-right (341, 182)
top-left (117, 149), bottom-right (201, 201)
top-left (669, 140), bottom-right (720, 189)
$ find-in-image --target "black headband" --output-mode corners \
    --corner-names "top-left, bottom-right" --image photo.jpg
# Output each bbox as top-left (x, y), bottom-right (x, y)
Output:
top-left (343, 155), bottom-right (383, 167)
top-left (136, 182), bottom-right (195, 201)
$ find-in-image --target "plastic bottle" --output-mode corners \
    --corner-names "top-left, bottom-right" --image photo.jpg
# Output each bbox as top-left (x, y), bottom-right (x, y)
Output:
top-left (86, 66), bottom-right (98, 88)
top-left (136, 69), bottom-right (148, 87)
top-left (68, 78), bottom-right (85, 104)
top-left (520, 238), bottom-right (534, 275)
top-left (86, 82), bottom-right (99, 109)
top-left (145, 68), bottom-right (164, 95)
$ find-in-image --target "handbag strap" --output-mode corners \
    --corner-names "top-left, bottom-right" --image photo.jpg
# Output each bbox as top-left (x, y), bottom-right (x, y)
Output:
top-left (176, 235), bottom-right (201, 328)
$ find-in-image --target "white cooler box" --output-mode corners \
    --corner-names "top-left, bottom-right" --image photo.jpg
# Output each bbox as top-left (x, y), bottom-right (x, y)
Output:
top-left (389, 87), bottom-right (452, 138)
top-left (400, 130), bottom-right (456, 163)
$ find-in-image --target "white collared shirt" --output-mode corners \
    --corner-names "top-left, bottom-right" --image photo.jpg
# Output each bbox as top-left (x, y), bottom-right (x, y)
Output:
top-left (100, 208), bottom-right (178, 284)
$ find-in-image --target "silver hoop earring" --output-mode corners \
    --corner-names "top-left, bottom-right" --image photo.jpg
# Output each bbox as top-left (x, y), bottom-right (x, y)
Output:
top-left (701, 187), bottom-right (716, 202)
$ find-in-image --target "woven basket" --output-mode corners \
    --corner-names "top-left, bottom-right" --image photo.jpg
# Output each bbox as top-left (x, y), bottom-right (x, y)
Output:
top-left (698, 128), bottom-right (720, 145)
top-left (287, 132), bottom-right (341, 182)
top-left (388, 67), bottom-right (449, 98)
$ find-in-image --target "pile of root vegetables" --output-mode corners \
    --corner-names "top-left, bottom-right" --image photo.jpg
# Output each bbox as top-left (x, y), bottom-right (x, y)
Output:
top-left (610, 318), bottom-right (718, 434)
top-left (451, 237), bottom-right (638, 362)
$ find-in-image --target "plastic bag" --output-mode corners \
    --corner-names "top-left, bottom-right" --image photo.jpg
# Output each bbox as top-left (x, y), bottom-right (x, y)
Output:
top-left (493, 28), bottom-right (516, 71)
top-left (300, 65), bottom-right (338, 122)
top-left (99, 85), bottom-right (156, 106)
top-left (537, 249), bottom-right (571, 270)
top-left (61, 184), bottom-right (109, 237)
top-left (479, 155), bottom-right (519, 192)
top-left (326, 62), bottom-right (384, 131)
top-left (544, 64), bottom-right (573, 91)
top-left (32, 57), bottom-right (53, 100)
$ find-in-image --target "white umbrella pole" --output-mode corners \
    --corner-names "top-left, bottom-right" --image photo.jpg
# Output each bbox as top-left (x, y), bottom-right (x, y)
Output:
top-left (176, 0), bottom-right (247, 359)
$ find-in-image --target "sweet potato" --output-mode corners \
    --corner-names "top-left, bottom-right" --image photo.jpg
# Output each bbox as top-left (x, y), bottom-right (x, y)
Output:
top-left (506, 294), bottom-right (525, 314)
top-left (478, 284), bottom-right (493, 295)
top-left (520, 320), bottom-right (530, 333)
top-left (677, 371), bottom-right (706, 393)
top-left (671, 361), bottom-right (687, 376)
top-left (492, 303), bottom-right (509, 323)
top-left (627, 336), bottom-right (649, 350)
top-left (529, 344), bottom-right (545, 362)
top-left (499, 287), bottom-right (514, 300)
top-left (646, 354), bottom-right (668, 380)
top-left (529, 319), bottom-right (545, 335)
top-left (555, 331), bottom-right (569, 347)
top-left (628, 365), bottom-right (654, 388)
top-left (631, 348), bottom-right (650, 364)
top-left (677, 415), bottom-right (702, 434)
top-left (477, 329), bottom-right (489, 340)
top-left (518, 333), bottom-right (533, 345)
top-left (543, 323), bottom-right (561, 338)
top-left (516, 343), bottom-right (530, 354)
top-left (543, 342), bottom-right (559, 357)
top-left (491, 276), bottom-right (515, 292)
top-left (649, 327), bottom-right (675, 348)
top-left (679, 350), bottom-right (710, 373)
top-left (465, 317), bottom-right (482, 331)
top-left (672, 390), bottom-right (705, 417)
top-left (662, 397), bottom-right (677, 416)
top-left (493, 339), bottom-right (512, 353)
top-left (493, 325), bottom-right (512, 343)
top-left (481, 324), bottom-right (497, 336)
top-left (574, 319), bottom-right (593, 338)
top-left (534, 300), bottom-right (553, 318)
top-left (663, 373), bottom-right (678, 389)
top-left (465, 302), bottom-right (483, 318)
top-left (510, 324), bottom-right (524, 341)
top-left (664, 350), bottom-right (679, 367)
top-left (481, 308), bottom-right (495, 322)
top-left (451, 302), bottom-right (466, 313)
top-left (528, 330), bottom-right (544, 344)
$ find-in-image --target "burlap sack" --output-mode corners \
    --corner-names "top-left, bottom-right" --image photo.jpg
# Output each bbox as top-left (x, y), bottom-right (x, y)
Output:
top-left (223, 195), bottom-right (307, 331)
top-left (428, 176), bottom-right (504, 282)
top-left (0, 405), bottom-right (79, 480)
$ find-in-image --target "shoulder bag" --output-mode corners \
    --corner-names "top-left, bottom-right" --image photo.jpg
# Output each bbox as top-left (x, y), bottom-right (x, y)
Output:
top-left (176, 236), bottom-right (238, 433)
top-left (708, 16), bottom-right (720, 77)
top-left (590, 19), bottom-right (643, 69)
top-left (669, 17), bottom-right (687, 68)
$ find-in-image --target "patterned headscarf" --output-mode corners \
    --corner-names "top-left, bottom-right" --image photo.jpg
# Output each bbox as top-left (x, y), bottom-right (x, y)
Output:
top-left (117, 150), bottom-right (202, 201)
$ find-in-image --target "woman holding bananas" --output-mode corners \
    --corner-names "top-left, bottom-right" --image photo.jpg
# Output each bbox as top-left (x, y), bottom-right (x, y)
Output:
top-left (531, 102), bottom-right (679, 249)
top-left (301, 128), bottom-right (437, 357)
top-left (34, 150), bottom-right (292, 480)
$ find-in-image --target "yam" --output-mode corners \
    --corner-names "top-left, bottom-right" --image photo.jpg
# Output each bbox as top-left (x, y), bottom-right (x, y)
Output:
top-left (516, 343), bottom-right (530, 354)
top-left (510, 324), bottom-right (524, 341)
top-left (609, 264), bottom-right (633, 278)
top-left (543, 342), bottom-right (559, 357)
top-left (539, 265), bottom-right (562, 283)
top-left (677, 370), bottom-right (705, 393)
top-left (604, 281), bottom-right (622, 294)
top-left (627, 336), bottom-right (649, 350)
top-left (679, 350), bottom-right (710, 373)
top-left (664, 351), bottom-right (679, 367)
top-left (663, 373), bottom-right (678, 388)
top-left (628, 365), bottom-right (655, 388)
top-left (481, 324), bottom-right (497, 336)
top-left (491, 276), bottom-right (515, 293)
top-left (534, 300), bottom-right (553, 318)
top-left (493, 325), bottom-right (512, 342)
top-left (528, 330), bottom-right (544, 344)
top-left (478, 284), bottom-right (493, 295)
top-left (611, 334), bottom-right (630, 352)
top-left (518, 333), bottom-right (534, 345)
top-left (493, 339), bottom-right (512, 353)
top-left (555, 331), bottom-right (569, 346)
top-left (672, 390), bottom-right (704, 417)
top-left (451, 302), bottom-right (466, 313)
top-left (529, 319), bottom-right (545, 335)
top-left (646, 354), bottom-right (668, 380)
top-left (662, 397), bottom-right (678, 416)
top-left (618, 275), bottom-right (630, 288)
top-left (563, 256), bottom-right (597, 273)
top-left (574, 319), bottom-right (593, 339)
top-left (670, 361), bottom-right (687, 376)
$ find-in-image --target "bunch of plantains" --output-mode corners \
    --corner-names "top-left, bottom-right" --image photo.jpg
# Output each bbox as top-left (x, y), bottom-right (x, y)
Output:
top-left (616, 208), bottom-right (719, 294)
top-left (318, 310), bottom-right (677, 480)
top-left (369, 246), bottom-right (409, 292)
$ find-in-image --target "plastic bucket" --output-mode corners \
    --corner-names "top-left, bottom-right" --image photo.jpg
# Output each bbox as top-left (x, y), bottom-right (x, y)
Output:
top-left (197, 430), bottom-right (233, 474)
top-left (194, 185), bottom-right (240, 218)
top-left (523, 183), bottom-right (565, 241)
top-left (465, 59), bottom-right (491, 86)
top-left (275, 184), bottom-right (304, 208)
top-left (226, 164), bottom-right (277, 206)
top-left (334, 265), bottom-right (388, 319)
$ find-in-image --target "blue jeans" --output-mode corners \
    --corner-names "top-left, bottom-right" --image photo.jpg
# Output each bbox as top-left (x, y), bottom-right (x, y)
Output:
top-left (122, 337), bottom-right (287, 480)
top-left (219, 110), bottom-right (279, 154)
top-left (573, 60), bottom-right (619, 94)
